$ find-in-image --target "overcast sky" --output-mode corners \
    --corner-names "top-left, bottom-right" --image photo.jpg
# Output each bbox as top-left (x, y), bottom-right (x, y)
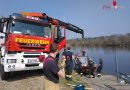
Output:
top-left (0, 0), bottom-right (130, 39)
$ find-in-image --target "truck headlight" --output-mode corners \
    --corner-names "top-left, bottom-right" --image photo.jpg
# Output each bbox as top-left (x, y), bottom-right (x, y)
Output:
top-left (7, 59), bottom-right (17, 63)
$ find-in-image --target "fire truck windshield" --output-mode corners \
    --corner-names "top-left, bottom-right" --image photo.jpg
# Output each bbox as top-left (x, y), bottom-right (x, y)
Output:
top-left (10, 21), bottom-right (51, 38)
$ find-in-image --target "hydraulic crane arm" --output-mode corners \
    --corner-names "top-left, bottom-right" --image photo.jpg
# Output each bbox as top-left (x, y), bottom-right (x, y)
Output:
top-left (42, 13), bottom-right (84, 38)
top-left (57, 20), bottom-right (84, 38)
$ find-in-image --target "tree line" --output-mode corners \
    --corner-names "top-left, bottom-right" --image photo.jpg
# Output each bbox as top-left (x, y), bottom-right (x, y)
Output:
top-left (67, 33), bottom-right (130, 47)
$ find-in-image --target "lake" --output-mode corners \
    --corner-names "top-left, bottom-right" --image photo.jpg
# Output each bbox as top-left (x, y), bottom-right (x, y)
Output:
top-left (68, 47), bottom-right (130, 75)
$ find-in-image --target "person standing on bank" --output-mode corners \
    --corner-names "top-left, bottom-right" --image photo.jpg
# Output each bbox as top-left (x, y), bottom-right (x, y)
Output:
top-left (62, 46), bottom-right (74, 80)
top-left (43, 43), bottom-right (65, 90)
top-left (82, 49), bottom-right (86, 56)
top-left (97, 58), bottom-right (103, 77)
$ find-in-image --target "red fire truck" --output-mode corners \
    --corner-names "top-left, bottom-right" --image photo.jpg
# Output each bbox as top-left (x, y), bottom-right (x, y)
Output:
top-left (0, 12), bottom-right (84, 80)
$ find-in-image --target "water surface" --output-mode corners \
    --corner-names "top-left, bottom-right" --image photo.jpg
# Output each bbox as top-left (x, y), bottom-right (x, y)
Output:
top-left (70, 47), bottom-right (130, 75)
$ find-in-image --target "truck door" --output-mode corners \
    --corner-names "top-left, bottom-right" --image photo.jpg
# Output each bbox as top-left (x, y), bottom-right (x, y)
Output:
top-left (54, 26), bottom-right (66, 50)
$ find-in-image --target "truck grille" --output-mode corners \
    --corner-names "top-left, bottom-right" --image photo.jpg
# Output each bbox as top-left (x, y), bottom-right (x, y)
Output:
top-left (23, 55), bottom-right (39, 58)
top-left (19, 43), bottom-right (46, 50)
top-left (24, 52), bottom-right (41, 54)
top-left (25, 63), bottom-right (39, 67)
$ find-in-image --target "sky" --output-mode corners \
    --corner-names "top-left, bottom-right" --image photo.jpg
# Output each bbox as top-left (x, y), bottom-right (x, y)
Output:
top-left (0, 0), bottom-right (130, 39)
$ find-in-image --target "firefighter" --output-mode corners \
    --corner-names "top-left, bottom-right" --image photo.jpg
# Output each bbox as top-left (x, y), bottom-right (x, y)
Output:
top-left (62, 46), bottom-right (74, 80)
top-left (75, 54), bottom-right (83, 76)
top-left (82, 49), bottom-right (86, 56)
top-left (88, 58), bottom-right (95, 78)
top-left (97, 58), bottom-right (103, 77)
top-left (43, 43), bottom-right (65, 90)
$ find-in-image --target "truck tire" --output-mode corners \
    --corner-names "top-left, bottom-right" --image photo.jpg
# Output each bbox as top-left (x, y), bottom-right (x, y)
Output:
top-left (0, 65), bottom-right (9, 80)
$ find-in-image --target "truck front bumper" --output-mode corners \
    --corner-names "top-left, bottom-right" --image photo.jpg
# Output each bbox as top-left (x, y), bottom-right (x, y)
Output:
top-left (4, 63), bottom-right (43, 72)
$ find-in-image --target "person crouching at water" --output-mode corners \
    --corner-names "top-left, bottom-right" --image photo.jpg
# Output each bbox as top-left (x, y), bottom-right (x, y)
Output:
top-left (97, 58), bottom-right (103, 77)
top-left (75, 54), bottom-right (83, 76)
top-left (88, 58), bottom-right (95, 78)
top-left (43, 43), bottom-right (65, 90)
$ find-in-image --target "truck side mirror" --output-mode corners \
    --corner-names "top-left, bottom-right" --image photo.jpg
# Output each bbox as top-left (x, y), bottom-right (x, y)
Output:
top-left (0, 22), bottom-right (4, 33)
top-left (0, 18), bottom-right (7, 33)
top-left (57, 30), bottom-right (61, 39)
top-left (12, 21), bottom-right (15, 26)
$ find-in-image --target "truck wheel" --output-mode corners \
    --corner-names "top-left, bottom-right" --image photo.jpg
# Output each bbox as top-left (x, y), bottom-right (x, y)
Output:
top-left (0, 65), bottom-right (9, 80)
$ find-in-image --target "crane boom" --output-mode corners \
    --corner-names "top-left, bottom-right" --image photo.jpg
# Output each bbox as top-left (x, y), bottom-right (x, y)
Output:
top-left (57, 20), bottom-right (84, 38)
top-left (42, 13), bottom-right (84, 38)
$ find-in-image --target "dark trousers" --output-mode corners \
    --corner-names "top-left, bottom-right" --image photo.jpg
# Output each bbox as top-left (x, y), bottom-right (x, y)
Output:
top-left (89, 67), bottom-right (95, 77)
top-left (65, 66), bottom-right (73, 80)
top-left (97, 66), bottom-right (102, 74)
top-left (65, 67), bottom-right (72, 75)
top-left (77, 65), bottom-right (82, 74)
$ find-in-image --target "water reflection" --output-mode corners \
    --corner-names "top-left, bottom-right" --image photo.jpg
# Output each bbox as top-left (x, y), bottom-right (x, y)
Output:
top-left (71, 46), bottom-right (130, 75)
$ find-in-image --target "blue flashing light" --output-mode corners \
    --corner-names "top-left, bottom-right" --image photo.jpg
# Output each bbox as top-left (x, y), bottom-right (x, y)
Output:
top-left (12, 13), bottom-right (22, 17)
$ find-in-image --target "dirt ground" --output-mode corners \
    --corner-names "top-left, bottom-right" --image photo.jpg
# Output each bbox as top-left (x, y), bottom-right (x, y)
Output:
top-left (0, 70), bottom-right (78, 90)
top-left (0, 70), bottom-right (44, 90)
top-left (0, 70), bottom-right (89, 90)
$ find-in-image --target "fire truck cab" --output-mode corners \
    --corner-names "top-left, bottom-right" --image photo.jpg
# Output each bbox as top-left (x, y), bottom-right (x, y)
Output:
top-left (0, 12), bottom-right (84, 80)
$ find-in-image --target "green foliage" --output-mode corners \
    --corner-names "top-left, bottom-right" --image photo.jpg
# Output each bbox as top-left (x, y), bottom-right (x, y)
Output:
top-left (67, 33), bottom-right (130, 47)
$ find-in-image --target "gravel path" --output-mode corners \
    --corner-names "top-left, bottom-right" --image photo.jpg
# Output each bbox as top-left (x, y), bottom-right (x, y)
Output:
top-left (82, 74), bottom-right (130, 90)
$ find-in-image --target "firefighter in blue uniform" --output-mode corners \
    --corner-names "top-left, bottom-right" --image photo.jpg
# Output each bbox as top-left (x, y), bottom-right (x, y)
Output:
top-left (62, 46), bottom-right (74, 80)
top-left (97, 58), bottom-right (103, 77)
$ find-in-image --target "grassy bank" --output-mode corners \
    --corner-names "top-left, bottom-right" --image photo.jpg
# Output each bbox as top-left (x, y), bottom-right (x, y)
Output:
top-left (60, 71), bottom-right (89, 90)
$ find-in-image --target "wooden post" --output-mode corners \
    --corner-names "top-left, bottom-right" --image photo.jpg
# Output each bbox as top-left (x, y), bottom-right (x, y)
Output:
top-left (115, 50), bottom-right (119, 83)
